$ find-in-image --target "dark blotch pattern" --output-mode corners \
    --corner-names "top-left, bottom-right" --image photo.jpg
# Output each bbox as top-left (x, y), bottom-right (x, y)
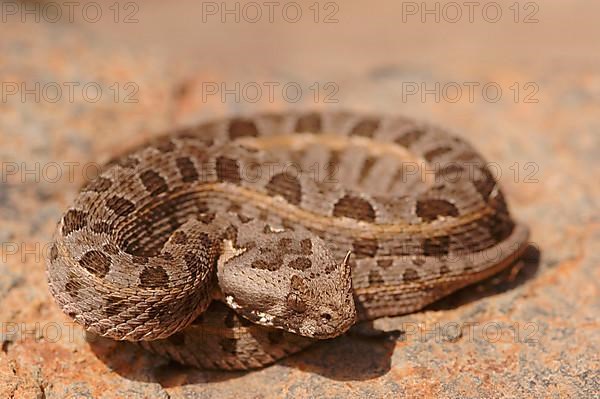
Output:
top-left (352, 238), bottom-right (378, 258)
top-left (79, 250), bottom-right (112, 278)
top-left (288, 257), bottom-right (312, 271)
top-left (416, 199), bottom-right (459, 222)
top-left (403, 268), bottom-right (419, 282)
top-left (228, 118), bottom-right (259, 139)
top-left (474, 167), bottom-right (497, 201)
top-left (216, 156), bottom-right (241, 184)
top-left (106, 196), bottom-right (135, 217)
top-left (326, 150), bottom-right (341, 177)
top-left (376, 259), bottom-right (393, 269)
top-left (238, 214), bottom-right (253, 223)
top-left (412, 256), bottom-right (426, 266)
top-left (154, 138), bottom-right (176, 153)
top-left (394, 129), bottom-right (425, 148)
top-left (368, 269), bottom-right (385, 285)
top-left (423, 235), bottom-right (451, 257)
top-left (139, 265), bottom-right (169, 288)
top-left (62, 209), bottom-right (87, 236)
top-left (437, 164), bottom-right (464, 180)
top-left (295, 112), bottom-right (321, 133)
top-left (176, 157), bottom-right (199, 183)
top-left (50, 244), bottom-right (58, 262)
top-left (254, 235), bottom-right (319, 272)
top-left (300, 239), bottom-right (312, 255)
top-left (350, 118), bottom-right (380, 137)
top-left (424, 146), bottom-right (452, 162)
top-left (251, 258), bottom-right (281, 271)
top-left (198, 232), bottom-right (213, 249)
top-left (184, 251), bottom-right (203, 281)
top-left (486, 192), bottom-right (515, 242)
top-left (277, 237), bottom-right (293, 249)
top-left (266, 172), bottom-right (302, 205)
top-left (333, 195), bottom-right (376, 222)
top-left (359, 156), bottom-right (377, 182)
top-left (121, 193), bottom-right (190, 256)
top-left (140, 170), bottom-right (168, 196)
top-left (64, 273), bottom-right (80, 297)
top-left (454, 151), bottom-right (480, 162)
top-left (171, 231), bottom-right (188, 244)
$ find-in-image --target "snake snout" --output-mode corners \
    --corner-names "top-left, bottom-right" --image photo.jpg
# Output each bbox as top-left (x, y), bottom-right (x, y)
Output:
top-left (302, 303), bottom-right (357, 339)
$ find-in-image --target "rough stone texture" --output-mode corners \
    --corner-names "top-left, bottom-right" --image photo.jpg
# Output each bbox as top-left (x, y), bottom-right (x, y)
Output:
top-left (0, 1), bottom-right (598, 398)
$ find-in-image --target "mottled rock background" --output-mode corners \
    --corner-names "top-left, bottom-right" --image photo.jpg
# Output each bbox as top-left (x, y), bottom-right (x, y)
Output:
top-left (0, 1), bottom-right (598, 398)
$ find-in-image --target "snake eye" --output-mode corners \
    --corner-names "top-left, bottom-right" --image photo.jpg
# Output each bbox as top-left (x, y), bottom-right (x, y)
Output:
top-left (321, 313), bottom-right (332, 323)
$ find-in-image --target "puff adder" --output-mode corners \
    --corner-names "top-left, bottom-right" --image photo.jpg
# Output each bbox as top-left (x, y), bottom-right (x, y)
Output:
top-left (47, 111), bottom-right (529, 370)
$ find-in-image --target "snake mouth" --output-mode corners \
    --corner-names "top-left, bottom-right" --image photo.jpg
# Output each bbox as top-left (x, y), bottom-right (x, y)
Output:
top-left (311, 319), bottom-right (356, 340)
top-left (297, 309), bottom-right (357, 340)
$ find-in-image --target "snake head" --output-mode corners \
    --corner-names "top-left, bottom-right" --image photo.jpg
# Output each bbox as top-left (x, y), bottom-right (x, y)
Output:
top-left (218, 223), bottom-right (357, 339)
top-left (285, 251), bottom-right (356, 339)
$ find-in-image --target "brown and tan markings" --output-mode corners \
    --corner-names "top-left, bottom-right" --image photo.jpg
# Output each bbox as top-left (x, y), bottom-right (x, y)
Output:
top-left (47, 110), bottom-right (529, 370)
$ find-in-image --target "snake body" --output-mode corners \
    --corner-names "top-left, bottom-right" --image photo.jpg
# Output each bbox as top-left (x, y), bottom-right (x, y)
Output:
top-left (47, 111), bottom-right (529, 370)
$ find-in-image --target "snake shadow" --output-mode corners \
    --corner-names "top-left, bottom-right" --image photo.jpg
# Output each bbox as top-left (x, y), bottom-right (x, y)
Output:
top-left (87, 330), bottom-right (398, 384)
top-left (281, 243), bottom-right (540, 381)
top-left (88, 244), bottom-right (540, 384)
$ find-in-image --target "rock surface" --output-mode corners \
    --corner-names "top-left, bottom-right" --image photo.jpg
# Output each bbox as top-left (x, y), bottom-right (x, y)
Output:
top-left (0, 1), bottom-right (598, 398)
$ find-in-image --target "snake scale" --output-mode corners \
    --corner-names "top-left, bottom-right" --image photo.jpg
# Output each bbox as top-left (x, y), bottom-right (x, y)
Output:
top-left (47, 111), bottom-right (529, 370)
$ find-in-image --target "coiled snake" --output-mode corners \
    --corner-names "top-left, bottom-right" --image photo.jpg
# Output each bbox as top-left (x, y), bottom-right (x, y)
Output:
top-left (46, 111), bottom-right (529, 370)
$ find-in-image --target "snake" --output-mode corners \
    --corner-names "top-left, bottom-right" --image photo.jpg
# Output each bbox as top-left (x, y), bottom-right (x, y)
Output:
top-left (46, 110), bottom-right (529, 370)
